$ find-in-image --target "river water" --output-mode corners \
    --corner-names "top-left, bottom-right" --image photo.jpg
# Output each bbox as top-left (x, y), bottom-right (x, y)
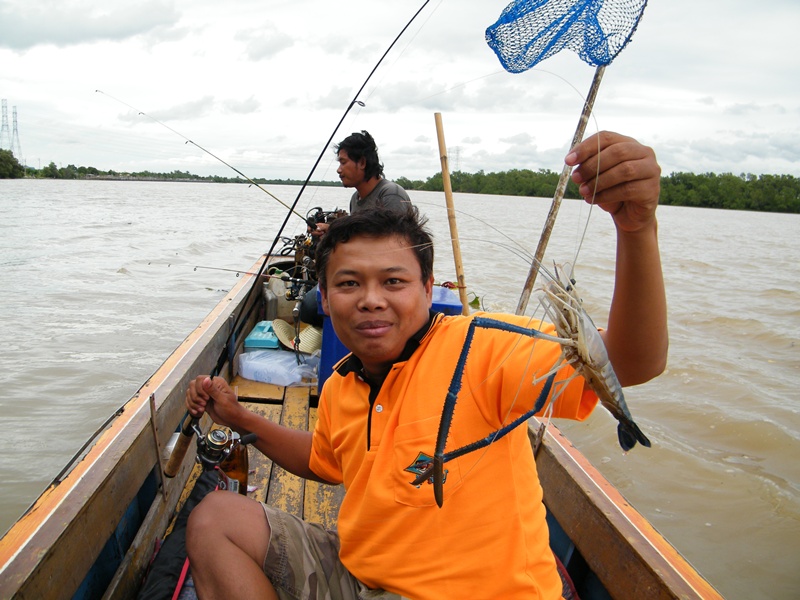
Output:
top-left (0, 179), bottom-right (798, 598)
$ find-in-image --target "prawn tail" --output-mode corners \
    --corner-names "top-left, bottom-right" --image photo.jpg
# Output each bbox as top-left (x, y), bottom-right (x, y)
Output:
top-left (617, 421), bottom-right (651, 451)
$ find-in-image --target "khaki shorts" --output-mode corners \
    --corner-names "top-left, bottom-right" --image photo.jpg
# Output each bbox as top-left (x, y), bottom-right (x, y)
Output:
top-left (261, 504), bottom-right (408, 600)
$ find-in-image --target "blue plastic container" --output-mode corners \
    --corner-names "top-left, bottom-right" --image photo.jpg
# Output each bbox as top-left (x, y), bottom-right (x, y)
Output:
top-left (316, 286), bottom-right (462, 390)
top-left (244, 321), bottom-right (280, 352)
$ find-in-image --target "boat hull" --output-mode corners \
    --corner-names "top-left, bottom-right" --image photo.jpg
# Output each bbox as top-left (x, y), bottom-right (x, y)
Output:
top-left (0, 257), bottom-right (266, 599)
top-left (0, 256), bottom-right (722, 599)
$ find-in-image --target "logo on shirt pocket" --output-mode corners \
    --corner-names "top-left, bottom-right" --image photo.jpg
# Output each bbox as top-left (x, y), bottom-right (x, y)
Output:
top-left (392, 418), bottom-right (461, 507)
top-left (404, 451), bottom-right (448, 489)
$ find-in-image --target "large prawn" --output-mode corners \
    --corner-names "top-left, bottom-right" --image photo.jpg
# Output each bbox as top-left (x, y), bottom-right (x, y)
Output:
top-left (536, 262), bottom-right (651, 452)
top-left (411, 260), bottom-right (651, 508)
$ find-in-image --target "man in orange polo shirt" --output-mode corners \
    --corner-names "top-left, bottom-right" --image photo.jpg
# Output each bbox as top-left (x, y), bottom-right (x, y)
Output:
top-left (184, 131), bottom-right (668, 599)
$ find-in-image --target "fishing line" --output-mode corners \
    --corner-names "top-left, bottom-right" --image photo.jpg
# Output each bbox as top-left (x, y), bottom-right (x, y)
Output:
top-left (268, 0), bottom-right (434, 243)
top-left (97, 0), bottom-right (435, 386)
top-left (207, 0), bottom-right (436, 378)
top-left (348, 0), bottom-right (444, 111)
top-left (397, 62), bottom-right (602, 276)
top-left (94, 89), bottom-right (308, 224)
top-left (290, 0), bottom-right (445, 221)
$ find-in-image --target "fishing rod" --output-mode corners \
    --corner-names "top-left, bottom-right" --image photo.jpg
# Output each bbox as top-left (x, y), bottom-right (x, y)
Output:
top-left (206, 0), bottom-right (436, 368)
top-left (261, 0), bottom-right (435, 252)
top-left (164, 0), bottom-right (434, 475)
top-left (151, 263), bottom-right (286, 278)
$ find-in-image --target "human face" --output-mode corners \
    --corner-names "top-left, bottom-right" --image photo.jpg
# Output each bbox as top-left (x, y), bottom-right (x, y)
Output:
top-left (336, 149), bottom-right (366, 188)
top-left (320, 234), bottom-right (433, 380)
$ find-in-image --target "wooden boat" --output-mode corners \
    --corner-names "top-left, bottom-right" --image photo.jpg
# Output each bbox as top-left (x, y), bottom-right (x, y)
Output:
top-left (0, 254), bottom-right (723, 599)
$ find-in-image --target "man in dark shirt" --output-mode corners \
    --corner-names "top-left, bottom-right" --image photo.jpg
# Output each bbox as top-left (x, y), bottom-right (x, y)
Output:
top-left (313, 131), bottom-right (412, 237)
top-left (337, 130), bottom-right (411, 213)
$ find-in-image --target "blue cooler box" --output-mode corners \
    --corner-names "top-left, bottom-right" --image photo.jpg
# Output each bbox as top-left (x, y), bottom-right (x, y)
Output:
top-left (244, 321), bottom-right (280, 351)
top-left (317, 286), bottom-right (462, 390)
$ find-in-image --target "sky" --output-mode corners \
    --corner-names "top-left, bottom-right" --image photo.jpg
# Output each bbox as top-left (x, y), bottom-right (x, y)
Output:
top-left (1, 0), bottom-right (798, 182)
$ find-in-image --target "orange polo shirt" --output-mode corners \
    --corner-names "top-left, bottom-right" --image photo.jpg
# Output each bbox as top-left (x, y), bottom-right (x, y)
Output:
top-left (309, 312), bottom-right (597, 600)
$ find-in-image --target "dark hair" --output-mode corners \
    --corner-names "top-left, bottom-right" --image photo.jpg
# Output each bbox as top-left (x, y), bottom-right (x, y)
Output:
top-left (333, 130), bottom-right (384, 180)
top-left (315, 206), bottom-right (434, 290)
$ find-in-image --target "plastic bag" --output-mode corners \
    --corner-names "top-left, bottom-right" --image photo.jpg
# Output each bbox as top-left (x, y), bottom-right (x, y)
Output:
top-left (238, 349), bottom-right (320, 387)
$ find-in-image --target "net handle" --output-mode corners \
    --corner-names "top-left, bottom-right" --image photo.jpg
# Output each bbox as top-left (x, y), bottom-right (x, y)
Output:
top-left (515, 64), bottom-right (605, 315)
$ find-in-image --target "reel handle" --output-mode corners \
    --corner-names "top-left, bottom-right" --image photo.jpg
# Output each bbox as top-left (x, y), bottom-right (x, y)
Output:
top-left (240, 432), bottom-right (258, 446)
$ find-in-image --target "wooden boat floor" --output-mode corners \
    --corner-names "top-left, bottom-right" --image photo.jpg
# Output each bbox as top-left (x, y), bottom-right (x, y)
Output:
top-left (172, 376), bottom-right (343, 535)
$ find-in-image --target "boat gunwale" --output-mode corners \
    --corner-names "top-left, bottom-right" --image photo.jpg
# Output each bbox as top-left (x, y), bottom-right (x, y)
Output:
top-left (0, 256), bottom-right (267, 598)
top-left (533, 421), bottom-right (723, 599)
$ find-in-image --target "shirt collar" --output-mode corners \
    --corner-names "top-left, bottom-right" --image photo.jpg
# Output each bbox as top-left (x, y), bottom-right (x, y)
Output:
top-left (335, 310), bottom-right (443, 379)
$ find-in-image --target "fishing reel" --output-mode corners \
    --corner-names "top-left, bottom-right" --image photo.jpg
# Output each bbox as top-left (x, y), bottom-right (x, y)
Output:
top-left (271, 270), bottom-right (317, 307)
top-left (196, 428), bottom-right (232, 469)
top-left (306, 206), bottom-right (348, 230)
top-left (195, 428), bottom-right (258, 495)
top-left (195, 428), bottom-right (257, 469)
top-left (296, 206), bottom-right (348, 275)
top-left (269, 206), bottom-right (346, 312)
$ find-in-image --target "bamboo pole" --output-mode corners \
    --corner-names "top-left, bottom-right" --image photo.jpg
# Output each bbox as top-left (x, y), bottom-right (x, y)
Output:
top-left (434, 112), bottom-right (470, 315)
top-left (515, 65), bottom-right (606, 315)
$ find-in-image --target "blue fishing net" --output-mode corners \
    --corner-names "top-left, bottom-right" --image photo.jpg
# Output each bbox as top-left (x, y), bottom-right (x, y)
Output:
top-left (486, 0), bottom-right (648, 72)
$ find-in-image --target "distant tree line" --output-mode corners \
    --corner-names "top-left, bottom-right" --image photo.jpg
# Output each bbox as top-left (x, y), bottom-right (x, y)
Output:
top-left (657, 171), bottom-right (799, 213)
top-left (396, 169), bottom-right (582, 200)
top-left (0, 156), bottom-right (340, 186)
top-left (397, 169), bottom-right (800, 214)
top-left (1, 150), bottom-right (797, 213)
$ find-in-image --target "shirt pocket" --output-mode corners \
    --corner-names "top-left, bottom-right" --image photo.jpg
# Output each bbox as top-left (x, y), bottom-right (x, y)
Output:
top-left (391, 416), bottom-right (463, 508)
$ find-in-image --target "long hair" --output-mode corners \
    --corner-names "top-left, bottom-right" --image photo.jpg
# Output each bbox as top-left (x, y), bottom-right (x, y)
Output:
top-left (333, 130), bottom-right (384, 180)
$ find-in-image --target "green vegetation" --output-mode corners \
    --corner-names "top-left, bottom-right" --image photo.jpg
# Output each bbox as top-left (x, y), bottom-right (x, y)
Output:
top-left (0, 149), bottom-right (25, 178)
top-left (658, 172), bottom-right (799, 213)
top-left (398, 169), bottom-right (800, 213)
top-left (3, 158), bottom-right (798, 213)
top-left (396, 169), bottom-right (581, 200)
top-left (5, 162), bottom-right (342, 186)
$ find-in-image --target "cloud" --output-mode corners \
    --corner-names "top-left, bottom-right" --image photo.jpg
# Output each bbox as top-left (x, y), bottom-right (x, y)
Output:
top-left (654, 128), bottom-right (800, 177)
top-left (2, 0), bottom-right (799, 180)
top-left (500, 132), bottom-right (535, 145)
top-left (0, 1), bottom-right (179, 50)
top-left (222, 96), bottom-right (260, 115)
top-left (725, 103), bottom-right (761, 117)
top-left (370, 80), bottom-right (464, 112)
top-left (724, 102), bottom-right (788, 117)
top-left (236, 23), bottom-right (294, 61)
top-left (367, 75), bottom-right (562, 115)
top-left (313, 87), bottom-right (355, 111)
